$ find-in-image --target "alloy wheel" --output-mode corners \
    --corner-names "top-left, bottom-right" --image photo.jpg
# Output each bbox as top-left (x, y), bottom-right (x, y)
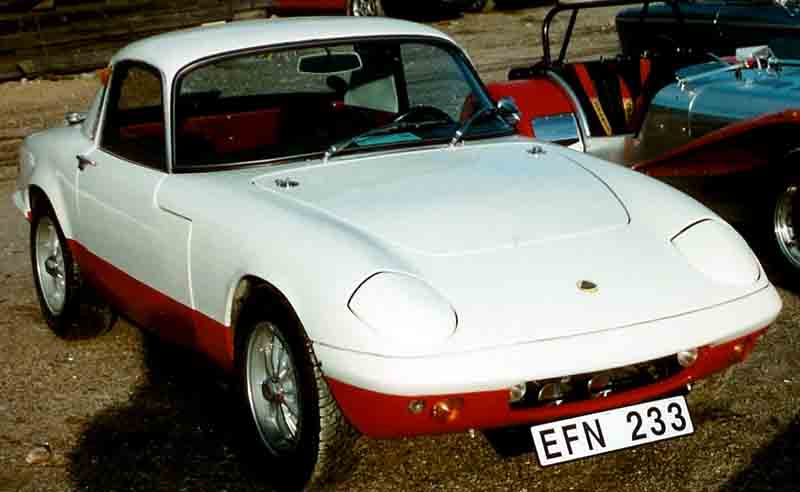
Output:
top-left (245, 321), bottom-right (302, 454)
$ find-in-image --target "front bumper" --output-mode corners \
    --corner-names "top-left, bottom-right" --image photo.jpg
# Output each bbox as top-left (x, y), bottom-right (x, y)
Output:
top-left (316, 284), bottom-right (780, 397)
top-left (326, 328), bottom-right (767, 438)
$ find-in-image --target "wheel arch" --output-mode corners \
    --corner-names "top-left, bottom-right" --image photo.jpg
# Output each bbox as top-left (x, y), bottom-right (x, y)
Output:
top-left (229, 274), bottom-right (312, 367)
top-left (28, 172), bottom-right (75, 239)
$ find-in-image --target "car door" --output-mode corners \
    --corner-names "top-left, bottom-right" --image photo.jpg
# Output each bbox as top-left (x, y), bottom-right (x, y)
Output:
top-left (76, 61), bottom-right (195, 343)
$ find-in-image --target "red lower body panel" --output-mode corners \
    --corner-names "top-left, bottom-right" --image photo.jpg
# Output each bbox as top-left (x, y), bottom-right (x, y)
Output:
top-left (326, 329), bottom-right (766, 438)
top-left (67, 240), bottom-right (235, 372)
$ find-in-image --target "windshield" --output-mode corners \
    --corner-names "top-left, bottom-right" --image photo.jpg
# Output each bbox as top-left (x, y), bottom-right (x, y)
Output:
top-left (173, 39), bottom-right (511, 170)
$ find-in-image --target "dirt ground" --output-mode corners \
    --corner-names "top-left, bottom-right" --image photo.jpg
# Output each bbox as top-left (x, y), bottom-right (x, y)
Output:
top-left (1, 5), bottom-right (799, 492)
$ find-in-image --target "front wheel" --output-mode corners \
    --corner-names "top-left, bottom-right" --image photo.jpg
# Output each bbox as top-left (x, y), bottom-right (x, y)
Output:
top-left (240, 318), bottom-right (359, 491)
top-left (347, 0), bottom-right (385, 16)
top-left (772, 177), bottom-right (800, 272)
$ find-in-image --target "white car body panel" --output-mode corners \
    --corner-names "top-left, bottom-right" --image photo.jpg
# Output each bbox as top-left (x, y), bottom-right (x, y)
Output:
top-left (76, 149), bottom-right (194, 309)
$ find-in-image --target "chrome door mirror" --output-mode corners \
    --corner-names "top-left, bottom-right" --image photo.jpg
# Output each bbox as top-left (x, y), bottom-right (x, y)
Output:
top-left (64, 112), bottom-right (87, 126)
top-left (497, 97), bottom-right (521, 127)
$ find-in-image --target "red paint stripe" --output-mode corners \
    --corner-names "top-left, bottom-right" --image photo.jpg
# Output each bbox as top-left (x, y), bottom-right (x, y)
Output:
top-left (327, 329), bottom-right (766, 438)
top-left (639, 58), bottom-right (652, 87)
top-left (67, 240), bottom-right (235, 372)
top-left (573, 64), bottom-right (598, 99)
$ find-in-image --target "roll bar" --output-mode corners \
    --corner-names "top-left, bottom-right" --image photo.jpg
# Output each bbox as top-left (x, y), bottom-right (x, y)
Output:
top-left (542, 0), bottom-right (683, 65)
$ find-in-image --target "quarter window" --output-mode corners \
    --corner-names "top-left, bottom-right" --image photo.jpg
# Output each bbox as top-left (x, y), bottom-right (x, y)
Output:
top-left (101, 62), bottom-right (166, 170)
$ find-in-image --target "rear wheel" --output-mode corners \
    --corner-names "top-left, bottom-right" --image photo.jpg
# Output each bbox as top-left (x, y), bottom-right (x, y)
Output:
top-left (240, 317), bottom-right (359, 491)
top-left (30, 198), bottom-right (115, 339)
top-left (347, 0), bottom-right (385, 16)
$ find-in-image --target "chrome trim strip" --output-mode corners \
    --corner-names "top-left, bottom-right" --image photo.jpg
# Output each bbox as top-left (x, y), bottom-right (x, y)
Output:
top-left (676, 63), bottom-right (744, 91)
top-left (544, 70), bottom-right (590, 152)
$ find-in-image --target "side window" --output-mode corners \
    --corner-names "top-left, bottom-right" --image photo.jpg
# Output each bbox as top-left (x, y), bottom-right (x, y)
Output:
top-left (401, 44), bottom-right (473, 121)
top-left (101, 62), bottom-right (166, 170)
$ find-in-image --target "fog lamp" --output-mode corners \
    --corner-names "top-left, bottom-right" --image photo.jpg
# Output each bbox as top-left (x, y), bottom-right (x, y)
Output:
top-left (677, 348), bottom-right (699, 368)
top-left (509, 382), bottom-right (527, 403)
top-left (538, 379), bottom-right (571, 405)
top-left (587, 374), bottom-right (612, 398)
top-left (431, 398), bottom-right (464, 423)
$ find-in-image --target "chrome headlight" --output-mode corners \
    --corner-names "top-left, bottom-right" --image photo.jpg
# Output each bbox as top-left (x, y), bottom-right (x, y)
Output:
top-left (672, 219), bottom-right (760, 286)
top-left (348, 273), bottom-right (457, 350)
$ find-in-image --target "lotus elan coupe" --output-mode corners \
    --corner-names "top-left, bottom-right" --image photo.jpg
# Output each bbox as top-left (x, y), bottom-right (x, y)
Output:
top-left (13, 16), bottom-right (781, 491)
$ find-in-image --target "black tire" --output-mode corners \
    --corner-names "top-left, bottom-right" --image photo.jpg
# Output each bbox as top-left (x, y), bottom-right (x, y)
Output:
top-left (238, 316), bottom-right (359, 491)
top-left (771, 174), bottom-right (800, 274)
top-left (347, 0), bottom-right (385, 16)
top-left (30, 197), bottom-right (115, 339)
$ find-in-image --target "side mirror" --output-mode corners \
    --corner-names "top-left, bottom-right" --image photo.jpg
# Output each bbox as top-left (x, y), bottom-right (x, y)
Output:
top-left (497, 97), bottom-right (521, 127)
top-left (64, 112), bottom-right (87, 126)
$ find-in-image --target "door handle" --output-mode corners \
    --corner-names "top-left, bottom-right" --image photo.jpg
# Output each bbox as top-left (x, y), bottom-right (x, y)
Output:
top-left (76, 155), bottom-right (96, 171)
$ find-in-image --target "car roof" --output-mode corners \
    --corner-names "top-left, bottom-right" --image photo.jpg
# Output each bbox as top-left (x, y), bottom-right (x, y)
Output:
top-left (112, 16), bottom-right (457, 79)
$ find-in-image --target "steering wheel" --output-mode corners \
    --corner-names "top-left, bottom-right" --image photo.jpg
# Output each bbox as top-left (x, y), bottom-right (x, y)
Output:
top-left (393, 105), bottom-right (453, 124)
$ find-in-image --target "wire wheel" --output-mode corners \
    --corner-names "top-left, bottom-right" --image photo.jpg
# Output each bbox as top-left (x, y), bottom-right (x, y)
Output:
top-left (34, 216), bottom-right (67, 315)
top-left (245, 321), bottom-right (302, 454)
top-left (774, 182), bottom-right (800, 270)
top-left (773, 183), bottom-right (800, 270)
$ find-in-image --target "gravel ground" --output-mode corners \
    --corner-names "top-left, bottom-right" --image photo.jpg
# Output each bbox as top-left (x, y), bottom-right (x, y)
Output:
top-left (1, 4), bottom-right (799, 492)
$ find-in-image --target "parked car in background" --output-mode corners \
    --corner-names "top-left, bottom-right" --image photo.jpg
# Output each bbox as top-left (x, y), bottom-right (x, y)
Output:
top-left (617, 0), bottom-right (800, 59)
top-left (270, 0), bottom-right (492, 16)
top-left (489, 0), bottom-right (800, 275)
top-left (14, 14), bottom-right (780, 492)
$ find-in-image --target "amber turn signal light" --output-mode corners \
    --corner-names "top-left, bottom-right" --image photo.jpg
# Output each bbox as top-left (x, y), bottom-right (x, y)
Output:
top-left (431, 398), bottom-right (464, 423)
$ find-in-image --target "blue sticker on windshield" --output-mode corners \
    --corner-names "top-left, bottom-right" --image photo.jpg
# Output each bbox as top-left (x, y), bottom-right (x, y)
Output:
top-left (355, 132), bottom-right (422, 146)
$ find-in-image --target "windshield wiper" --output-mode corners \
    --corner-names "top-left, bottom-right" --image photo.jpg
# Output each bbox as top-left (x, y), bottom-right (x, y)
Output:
top-left (324, 118), bottom-right (449, 163)
top-left (450, 105), bottom-right (499, 147)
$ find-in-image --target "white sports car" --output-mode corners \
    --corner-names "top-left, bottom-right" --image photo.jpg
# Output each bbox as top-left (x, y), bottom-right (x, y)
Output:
top-left (13, 17), bottom-right (781, 491)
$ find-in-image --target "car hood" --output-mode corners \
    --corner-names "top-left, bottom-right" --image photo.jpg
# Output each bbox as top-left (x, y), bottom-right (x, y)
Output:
top-left (652, 62), bottom-right (800, 129)
top-left (253, 141), bottom-right (630, 256)
top-left (245, 141), bottom-right (768, 355)
top-left (158, 140), bottom-right (769, 356)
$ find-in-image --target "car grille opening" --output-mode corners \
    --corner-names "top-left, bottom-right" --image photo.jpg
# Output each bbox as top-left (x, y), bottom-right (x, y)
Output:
top-left (509, 354), bottom-right (684, 409)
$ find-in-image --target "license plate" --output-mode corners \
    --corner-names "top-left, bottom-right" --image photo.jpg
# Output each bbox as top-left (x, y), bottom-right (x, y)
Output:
top-left (531, 395), bottom-right (694, 466)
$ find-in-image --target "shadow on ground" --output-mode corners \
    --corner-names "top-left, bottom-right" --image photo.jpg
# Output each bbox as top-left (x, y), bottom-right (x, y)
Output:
top-left (719, 412), bottom-right (800, 492)
top-left (66, 334), bottom-right (272, 492)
